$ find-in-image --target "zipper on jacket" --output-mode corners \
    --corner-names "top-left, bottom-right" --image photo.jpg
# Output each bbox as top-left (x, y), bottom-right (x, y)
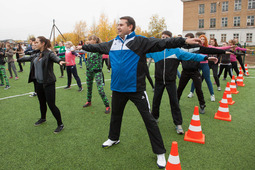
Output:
top-left (163, 49), bottom-right (166, 85)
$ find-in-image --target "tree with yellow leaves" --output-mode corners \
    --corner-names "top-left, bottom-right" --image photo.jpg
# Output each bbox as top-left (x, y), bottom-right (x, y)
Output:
top-left (148, 14), bottom-right (167, 38)
top-left (56, 32), bottom-right (80, 46)
top-left (73, 20), bottom-right (87, 44)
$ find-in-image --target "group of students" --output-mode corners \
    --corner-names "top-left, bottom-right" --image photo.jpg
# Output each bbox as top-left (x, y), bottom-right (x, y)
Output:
top-left (0, 38), bottom-right (37, 91)
top-left (1, 16), bottom-right (253, 169)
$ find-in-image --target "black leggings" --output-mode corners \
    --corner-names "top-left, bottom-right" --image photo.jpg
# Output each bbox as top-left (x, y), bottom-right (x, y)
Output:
top-left (16, 53), bottom-right (23, 71)
top-left (218, 65), bottom-right (233, 79)
top-left (36, 83), bottom-right (63, 126)
top-left (236, 55), bottom-right (245, 73)
top-left (209, 61), bottom-right (220, 87)
top-left (66, 65), bottom-right (82, 88)
top-left (224, 62), bottom-right (239, 78)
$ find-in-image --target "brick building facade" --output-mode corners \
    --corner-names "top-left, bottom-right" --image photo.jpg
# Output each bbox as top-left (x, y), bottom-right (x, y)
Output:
top-left (181, 0), bottom-right (255, 45)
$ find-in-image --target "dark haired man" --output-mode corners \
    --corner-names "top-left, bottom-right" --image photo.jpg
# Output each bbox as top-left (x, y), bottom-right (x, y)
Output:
top-left (179, 33), bottom-right (229, 114)
top-left (78, 16), bottom-right (202, 169)
top-left (147, 31), bottom-right (217, 133)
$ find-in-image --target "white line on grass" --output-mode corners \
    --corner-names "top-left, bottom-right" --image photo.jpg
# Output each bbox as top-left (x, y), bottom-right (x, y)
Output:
top-left (0, 79), bottom-right (111, 101)
top-left (1, 75), bottom-right (254, 101)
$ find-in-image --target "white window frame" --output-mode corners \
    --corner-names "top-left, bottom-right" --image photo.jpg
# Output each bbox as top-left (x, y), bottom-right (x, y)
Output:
top-left (211, 3), bottom-right (217, 13)
top-left (234, 0), bottom-right (242, 11)
top-left (210, 34), bottom-right (215, 39)
top-left (248, 0), bottom-right (255, 9)
top-left (247, 16), bottom-right (254, 26)
top-left (199, 19), bottom-right (204, 28)
top-left (199, 4), bottom-right (205, 14)
top-left (233, 16), bottom-right (241, 27)
top-left (246, 33), bottom-right (253, 42)
top-left (221, 17), bottom-right (228, 27)
top-left (210, 18), bottom-right (216, 28)
top-left (221, 34), bottom-right (227, 42)
top-left (222, 1), bottom-right (229, 12)
top-left (233, 33), bottom-right (239, 40)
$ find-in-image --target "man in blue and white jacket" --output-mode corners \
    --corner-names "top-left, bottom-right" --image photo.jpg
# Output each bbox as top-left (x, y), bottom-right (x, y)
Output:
top-left (78, 16), bottom-right (203, 169)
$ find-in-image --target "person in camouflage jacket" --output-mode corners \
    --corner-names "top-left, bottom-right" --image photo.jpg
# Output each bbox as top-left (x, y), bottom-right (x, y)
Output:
top-left (83, 35), bottom-right (110, 114)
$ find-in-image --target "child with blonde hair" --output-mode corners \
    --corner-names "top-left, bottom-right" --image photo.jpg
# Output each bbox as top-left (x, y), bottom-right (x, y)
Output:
top-left (58, 41), bottom-right (83, 91)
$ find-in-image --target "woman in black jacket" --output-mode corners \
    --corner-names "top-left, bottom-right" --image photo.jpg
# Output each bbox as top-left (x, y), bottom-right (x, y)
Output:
top-left (17, 36), bottom-right (66, 134)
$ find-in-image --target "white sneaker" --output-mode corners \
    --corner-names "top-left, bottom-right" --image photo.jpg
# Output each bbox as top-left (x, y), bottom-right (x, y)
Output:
top-left (217, 87), bottom-right (221, 91)
top-left (176, 125), bottom-right (184, 134)
top-left (102, 139), bottom-right (120, 148)
top-left (211, 95), bottom-right (215, 102)
top-left (157, 154), bottom-right (166, 169)
top-left (187, 92), bottom-right (194, 98)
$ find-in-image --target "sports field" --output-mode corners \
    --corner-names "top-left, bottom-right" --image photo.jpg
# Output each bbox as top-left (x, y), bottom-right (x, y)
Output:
top-left (1, 60), bottom-right (254, 169)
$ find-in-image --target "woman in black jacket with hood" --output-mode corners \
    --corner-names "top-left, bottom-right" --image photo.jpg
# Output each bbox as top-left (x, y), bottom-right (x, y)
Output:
top-left (17, 36), bottom-right (66, 134)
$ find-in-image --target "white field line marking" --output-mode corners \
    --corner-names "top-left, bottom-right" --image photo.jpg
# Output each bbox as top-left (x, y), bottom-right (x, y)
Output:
top-left (0, 75), bottom-right (254, 101)
top-left (0, 79), bottom-right (111, 101)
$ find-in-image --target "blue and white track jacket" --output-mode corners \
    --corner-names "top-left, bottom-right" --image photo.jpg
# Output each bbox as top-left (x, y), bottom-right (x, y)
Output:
top-left (82, 31), bottom-right (188, 92)
top-left (146, 48), bottom-right (207, 82)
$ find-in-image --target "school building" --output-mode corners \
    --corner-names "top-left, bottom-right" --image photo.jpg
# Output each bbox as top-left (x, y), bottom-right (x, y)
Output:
top-left (181, 0), bottom-right (255, 46)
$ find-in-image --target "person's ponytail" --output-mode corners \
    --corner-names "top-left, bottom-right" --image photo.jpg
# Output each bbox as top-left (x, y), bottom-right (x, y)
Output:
top-left (37, 36), bottom-right (52, 59)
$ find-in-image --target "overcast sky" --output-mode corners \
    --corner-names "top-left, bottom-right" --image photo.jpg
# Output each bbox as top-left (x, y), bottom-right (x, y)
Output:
top-left (0, 0), bottom-right (183, 40)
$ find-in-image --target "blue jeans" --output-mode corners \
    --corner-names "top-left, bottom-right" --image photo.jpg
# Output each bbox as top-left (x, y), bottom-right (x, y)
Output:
top-left (190, 63), bottom-right (214, 95)
top-left (79, 54), bottom-right (86, 67)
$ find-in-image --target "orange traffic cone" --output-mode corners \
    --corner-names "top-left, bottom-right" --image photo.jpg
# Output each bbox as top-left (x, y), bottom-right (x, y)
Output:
top-left (219, 82), bottom-right (235, 105)
top-left (236, 71), bottom-right (245, 87)
top-left (184, 106), bottom-right (205, 144)
top-left (215, 92), bottom-right (232, 121)
top-left (230, 76), bottom-right (239, 94)
top-left (238, 69), bottom-right (244, 80)
top-left (165, 141), bottom-right (181, 170)
top-left (239, 66), bottom-right (242, 72)
top-left (245, 64), bottom-right (249, 76)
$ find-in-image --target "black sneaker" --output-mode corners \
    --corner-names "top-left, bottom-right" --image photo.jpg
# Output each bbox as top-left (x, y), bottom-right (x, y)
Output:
top-left (199, 105), bottom-right (206, 114)
top-left (0, 84), bottom-right (4, 87)
top-left (34, 119), bottom-right (46, 126)
top-left (78, 87), bottom-right (83, 92)
top-left (54, 124), bottom-right (64, 134)
top-left (64, 86), bottom-right (71, 89)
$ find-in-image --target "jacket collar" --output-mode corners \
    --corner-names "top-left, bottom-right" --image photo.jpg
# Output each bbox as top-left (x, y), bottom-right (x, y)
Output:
top-left (116, 31), bottom-right (136, 42)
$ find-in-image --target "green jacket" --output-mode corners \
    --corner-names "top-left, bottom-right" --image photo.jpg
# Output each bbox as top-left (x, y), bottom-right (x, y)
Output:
top-left (54, 46), bottom-right (66, 58)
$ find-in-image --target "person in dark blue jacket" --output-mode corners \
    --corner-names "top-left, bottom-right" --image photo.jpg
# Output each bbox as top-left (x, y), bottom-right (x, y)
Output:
top-left (146, 31), bottom-right (217, 134)
top-left (77, 16), bottom-right (202, 169)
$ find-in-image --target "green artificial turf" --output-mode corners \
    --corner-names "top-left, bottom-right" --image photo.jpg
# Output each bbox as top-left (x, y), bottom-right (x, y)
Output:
top-left (0, 59), bottom-right (254, 169)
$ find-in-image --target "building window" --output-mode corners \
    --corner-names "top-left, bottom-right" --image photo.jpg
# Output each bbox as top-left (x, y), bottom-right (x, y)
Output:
top-left (222, 1), bottom-right (229, 12)
top-left (210, 18), bottom-right (216, 28)
top-left (247, 16), bottom-right (254, 26)
top-left (221, 17), bottom-right (228, 27)
top-left (221, 34), bottom-right (227, 42)
top-left (210, 34), bottom-right (215, 39)
top-left (234, 0), bottom-right (242, 11)
top-left (233, 34), bottom-right (239, 40)
top-left (248, 0), bottom-right (255, 9)
top-left (199, 4), bottom-right (205, 14)
top-left (234, 16), bottom-right (240, 26)
top-left (199, 19), bottom-right (204, 28)
top-left (246, 33), bottom-right (253, 42)
top-left (211, 3), bottom-right (217, 13)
